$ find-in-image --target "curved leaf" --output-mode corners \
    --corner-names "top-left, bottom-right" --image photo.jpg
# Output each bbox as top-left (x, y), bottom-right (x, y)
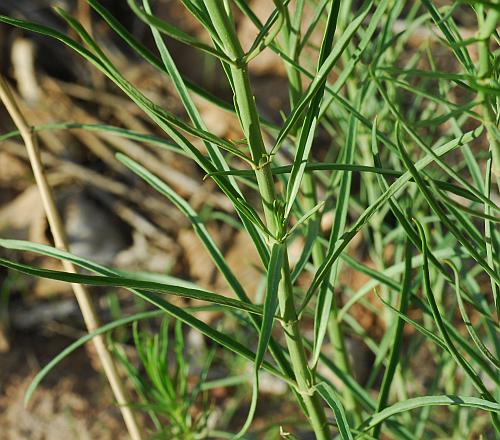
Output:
top-left (0, 258), bottom-right (263, 315)
top-left (363, 395), bottom-right (500, 430)
top-left (316, 382), bottom-right (354, 440)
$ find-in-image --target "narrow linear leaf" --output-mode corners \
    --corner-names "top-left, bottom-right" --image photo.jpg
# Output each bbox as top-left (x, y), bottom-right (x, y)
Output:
top-left (445, 261), bottom-right (500, 370)
top-left (396, 132), bottom-right (499, 284)
top-left (116, 153), bottom-right (271, 261)
top-left (88, 0), bottom-right (279, 133)
top-left (274, 0), bottom-right (370, 153)
top-left (370, 129), bottom-right (495, 323)
top-left (420, 0), bottom-right (475, 73)
top-left (0, 239), bottom-right (292, 386)
top-left (414, 219), bottom-right (500, 428)
top-left (286, 200), bottom-right (325, 239)
top-left (310, 92), bottom-right (361, 367)
top-left (316, 382), bottom-right (354, 440)
top-left (205, 163), bottom-right (481, 203)
top-left (256, 242), bottom-right (285, 370)
top-left (318, 0), bottom-right (391, 120)
top-left (116, 153), bottom-right (250, 303)
top-left (127, 0), bottom-right (234, 64)
top-left (284, 0), bottom-right (340, 219)
top-left (300, 127), bottom-right (483, 312)
top-left (25, 310), bottom-right (164, 405)
top-left (374, 75), bottom-right (499, 212)
top-left (363, 395), bottom-right (500, 431)
top-left (374, 289), bottom-right (448, 352)
top-left (373, 237), bottom-right (412, 438)
top-left (0, 258), bottom-right (262, 315)
top-left (237, 242), bottom-right (285, 438)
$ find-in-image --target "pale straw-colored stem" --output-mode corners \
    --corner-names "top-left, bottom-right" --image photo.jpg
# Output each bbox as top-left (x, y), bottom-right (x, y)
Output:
top-left (0, 76), bottom-right (142, 440)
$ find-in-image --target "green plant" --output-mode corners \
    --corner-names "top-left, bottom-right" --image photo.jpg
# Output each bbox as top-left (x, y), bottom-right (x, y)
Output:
top-left (113, 318), bottom-right (215, 439)
top-left (1, 0), bottom-right (499, 438)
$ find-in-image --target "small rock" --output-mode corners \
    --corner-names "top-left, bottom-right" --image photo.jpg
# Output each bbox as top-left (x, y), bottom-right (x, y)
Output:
top-left (63, 192), bottom-right (131, 266)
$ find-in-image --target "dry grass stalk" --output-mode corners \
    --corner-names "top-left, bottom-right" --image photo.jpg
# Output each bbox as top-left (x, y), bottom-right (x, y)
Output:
top-left (0, 76), bottom-right (143, 440)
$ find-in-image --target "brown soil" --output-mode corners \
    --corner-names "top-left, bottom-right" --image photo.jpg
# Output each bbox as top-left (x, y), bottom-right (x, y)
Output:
top-left (0, 332), bottom-right (126, 439)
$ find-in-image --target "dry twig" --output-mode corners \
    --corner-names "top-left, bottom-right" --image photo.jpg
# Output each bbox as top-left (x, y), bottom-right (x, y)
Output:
top-left (0, 76), bottom-right (143, 440)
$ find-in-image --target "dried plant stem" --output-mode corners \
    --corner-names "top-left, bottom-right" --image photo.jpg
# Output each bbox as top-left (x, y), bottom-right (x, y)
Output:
top-left (0, 76), bottom-right (142, 440)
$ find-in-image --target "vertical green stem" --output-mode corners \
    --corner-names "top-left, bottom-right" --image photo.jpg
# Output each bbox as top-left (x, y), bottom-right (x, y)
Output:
top-left (302, 173), bottom-right (360, 424)
top-left (283, 0), bottom-right (304, 111)
top-left (372, 236), bottom-right (412, 438)
top-left (205, 3), bottom-right (330, 439)
top-left (476, 3), bottom-right (500, 318)
top-left (477, 4), bottom-right (500, 191)
top-left (277, 250), bottom-right (331, 439)
top-left (283, 0), bottom-right (360, 423)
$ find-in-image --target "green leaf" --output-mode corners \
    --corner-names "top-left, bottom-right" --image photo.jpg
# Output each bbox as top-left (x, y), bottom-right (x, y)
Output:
top-left (284, 0), bottom-right (340, 219)
top-left (373, 74), bottom-right (499, 213)
top-left (0, 13), bottom-right (240, 164)
top-left (362, 395), bottom-right (500, 431)
top-left (461, 0), bottom-right (500, 11)
top-left (116, 153), bottom-right (250, 303)
top-left (0, 121), bottom-right (184, 155)
top-left (127, 0), bottom-right (235, 64)
top-left (116, 152), bottom-right (270, 265)
top-left (141, 0), bottom-right (244, 190)
top-left (300, 127), bottom-right (483, 312)
top-left (317, 0), bottom-right (391, 120)
top-left (25, 310), bottom-right (165, 405)
top-left (396, 132), bottom-right (499, 285)
top-left (420, 0), bottom-right (475, 73)
top-left (285, 200), bottom-right (325, 239)
top-left (414, 219), bottom-right (499, 413)
top-left (374, 289), bottom-right (448, 352)
top-left (57, 5), bottom-right (248, 161)
top-left (273, 0), bottom-right (372, 153)
top-left (207, 163), bottom-right (401, 179)
top-left (316, 382), bottom-right (354, 440)
top-left (0, 258), bottom-right (263, 315)
top-left (310, 91), bottom-right (360, 367)
top-left (243, 0), bottom-right (286, 62)
top-left (205, 163), bottom-right (481, 203)
top-left (256, 242), bottom-right (285, 370)
top-left (88, 0), bottom-right (282, 134)
top-left (0, 239), bottom-right (293, 386)
top-left (369, 127), bottom-right (495, 324)
top-left (445, 261), bottom-right (500, 370)
top-left (237, 242), bottom-right (285, 438)
top-left (373, 237), bottom-right (412, 438)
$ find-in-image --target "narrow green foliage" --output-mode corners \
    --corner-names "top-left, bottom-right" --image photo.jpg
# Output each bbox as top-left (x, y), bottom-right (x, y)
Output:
top-left (373, 236), bottom-right (412, 438)
top-left (316, 382), bottom-right (354, 440)
top-left (273, 0), bottom-right (372, 153)
top-left (396, 130), bottom-right (499, 284)
top-left (0, 258), bottom-right (263, 315)
top-left (363, 395), bottom-right (500, 431)
top-left (1, 0), bottom-right (499, 437)
top-left (414, 219), bottom-right (500, 432)
top-left (238, 242), bottom-right (285, 438)
top-left (256, 242), bottom-right (285, 371)
top-left (0, 239), bottom-right (292, 387)
top-left (128, 0), bottom-right (235, 64)
top-left (284, 0), bottom-right (340, 219)
top-left (25, 310), bottom-right (164, 406)
top-left (446, 261), bottom-right (500, 370)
